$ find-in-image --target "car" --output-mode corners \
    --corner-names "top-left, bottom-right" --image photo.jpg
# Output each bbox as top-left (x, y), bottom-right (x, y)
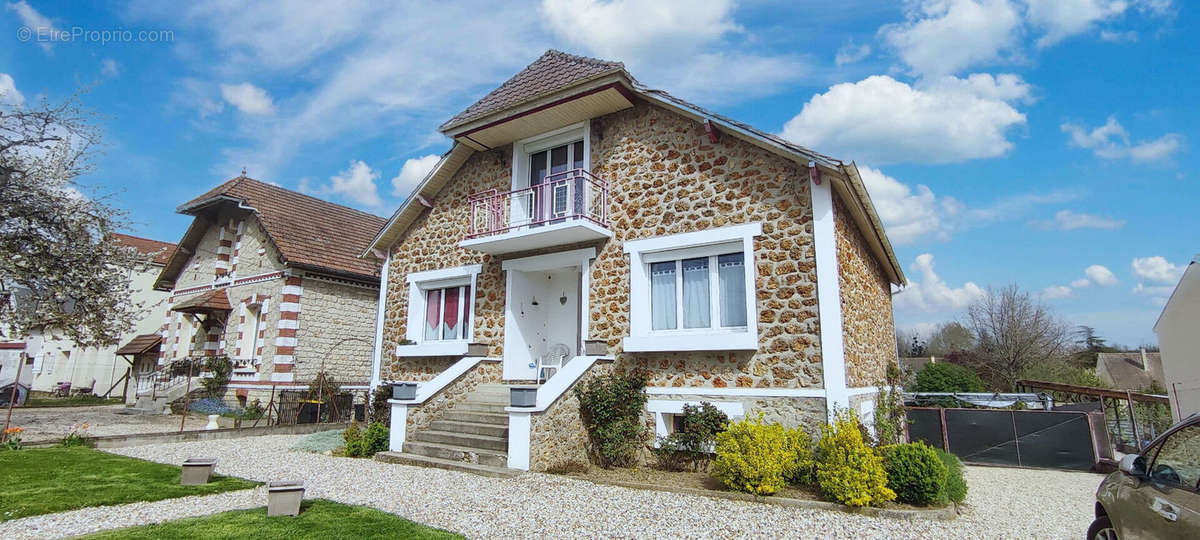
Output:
top-left (1090, 413), bottom-right (1200, 539)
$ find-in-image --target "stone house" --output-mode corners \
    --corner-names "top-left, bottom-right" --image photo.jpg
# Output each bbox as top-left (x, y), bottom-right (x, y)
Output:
top-left (364, 51), bottom-right (905, 474)
top-left (146, 176), bottom-right (385, 408)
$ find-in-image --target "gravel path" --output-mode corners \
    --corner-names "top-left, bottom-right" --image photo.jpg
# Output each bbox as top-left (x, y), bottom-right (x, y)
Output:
top-left (2, 434), bottom-right (1104, 538)
top-left (6, 404), bottom-right (210, 443)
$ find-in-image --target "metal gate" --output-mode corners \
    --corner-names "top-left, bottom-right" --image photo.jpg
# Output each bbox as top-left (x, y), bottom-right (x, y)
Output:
top-left (906, 407), bottom-right (1100, 471)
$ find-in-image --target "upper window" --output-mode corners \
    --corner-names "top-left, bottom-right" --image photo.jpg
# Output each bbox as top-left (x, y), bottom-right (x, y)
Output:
top-left (238, 304), bottom-right (261, 358)
top-left (423, 284), bottom-right (472, 341)
top-left (624, 223), bottom-right (761, 352)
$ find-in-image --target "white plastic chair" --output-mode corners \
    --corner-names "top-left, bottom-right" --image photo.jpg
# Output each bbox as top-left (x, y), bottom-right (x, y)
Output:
top-left (536, 343), bottom-right (571, 384)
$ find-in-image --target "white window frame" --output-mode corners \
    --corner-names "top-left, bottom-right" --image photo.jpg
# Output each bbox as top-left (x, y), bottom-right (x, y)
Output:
top-left (399, 264), bottom-right (482, 357)
top-left (624, 223), bottom-right (762, 352)
top-left (238, 303), bottom-right (262, 361)
top-left (511, 121), bottom-right (591, 192)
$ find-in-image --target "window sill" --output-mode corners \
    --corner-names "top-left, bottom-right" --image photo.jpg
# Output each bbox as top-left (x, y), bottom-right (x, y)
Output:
top-left (622, 331), bottom-right (757, 352)
top-left (395, 342), bottom-right (488, 357)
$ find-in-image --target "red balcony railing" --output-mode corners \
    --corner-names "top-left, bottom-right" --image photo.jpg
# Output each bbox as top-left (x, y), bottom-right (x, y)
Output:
top-left (467, 168), bottom-right (609, 238)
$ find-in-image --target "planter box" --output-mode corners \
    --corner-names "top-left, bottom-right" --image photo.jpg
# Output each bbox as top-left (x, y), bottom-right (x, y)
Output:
top-left (510, 386), bottom-right (537, 408)
top-left (465, 342), bottom-right (489, 357)
top-left (267, 481), bottom-right (305, 517)
top-left (392, 382), bottom-right (418, 401)
top-left (583, 339), bottom-right (608, 356)
top-left (180, 457), bottom-right (217, 485)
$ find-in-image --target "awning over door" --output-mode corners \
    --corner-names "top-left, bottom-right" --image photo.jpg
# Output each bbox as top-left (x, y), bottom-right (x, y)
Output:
top-left (170, 288), bottom-right (232, 315)
top-left (115, 334), bottom-right (162, 356)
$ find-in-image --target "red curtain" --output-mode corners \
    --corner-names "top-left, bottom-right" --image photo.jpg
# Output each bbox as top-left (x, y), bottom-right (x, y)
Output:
top-left (443, 287), bottom-right (460, 328)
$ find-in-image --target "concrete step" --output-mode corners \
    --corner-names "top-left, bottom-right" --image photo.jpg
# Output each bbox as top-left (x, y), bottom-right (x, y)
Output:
top-left (410, 430), bottom-right (507, 451)
top-left (401, 440), bottom-right (509, 468)
top-left (441, 411), bottom-right (509, 425)
top-left (451, 403), bottom-right (508, 414)
top-left (374, 451), bottom-right (518, 478)
top-left (430, 420), bottom-right (508, 437)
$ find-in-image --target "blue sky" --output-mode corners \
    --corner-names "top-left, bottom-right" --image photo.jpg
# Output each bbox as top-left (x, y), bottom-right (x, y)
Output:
top-left (1, 1), bottom-right (1194, 347)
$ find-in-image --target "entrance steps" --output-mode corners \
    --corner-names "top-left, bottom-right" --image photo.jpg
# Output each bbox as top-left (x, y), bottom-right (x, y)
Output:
top-left (374, 384), bottom-right (520, 478)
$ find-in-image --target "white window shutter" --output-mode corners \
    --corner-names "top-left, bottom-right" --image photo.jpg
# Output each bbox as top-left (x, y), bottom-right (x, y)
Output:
top-left (32, 351), bottom-right (43, 374)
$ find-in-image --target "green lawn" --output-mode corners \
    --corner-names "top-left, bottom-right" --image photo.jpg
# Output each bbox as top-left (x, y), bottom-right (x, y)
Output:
top-left (0, 447), bottom-right (258, 521)
top-left (21, 395), bottom-right (124, 408)
top-left (84, 499), bottom-right (462, 539)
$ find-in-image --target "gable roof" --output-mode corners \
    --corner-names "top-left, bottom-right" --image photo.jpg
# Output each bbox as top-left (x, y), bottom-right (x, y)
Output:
top-left (160, 176), bottom-right (386, 286)
top-left (440, 50), bottom-right (626, 132)
top-left (112, 233), bottom-right (176, 265)
top-left (368, 50), bottom-right (905, 285)
top-left (1097, 351), bottom-right (1164, 391)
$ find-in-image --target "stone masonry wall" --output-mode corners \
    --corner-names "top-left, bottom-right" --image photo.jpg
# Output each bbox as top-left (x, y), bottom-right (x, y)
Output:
top-left (293, 276), bottom-right (378, 384)
top-left (592, 103), bottom-right (822, 389)
top-left (833, 194), bottom-right (896, 388)
top-left (528, 362), bottom-right (614, 472)
top-left (173, 210), bottom-right (285, 290)
top-left (381, 102), bottom-right (826, 390)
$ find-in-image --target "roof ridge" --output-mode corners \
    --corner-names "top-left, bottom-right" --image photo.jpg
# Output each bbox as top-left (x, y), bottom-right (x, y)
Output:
top-left (111, 232), bottom-right (175, 245)
top-left (545, 49), bottom-right (623, 69)
top-left (193, 176), bottom-right (386, 221)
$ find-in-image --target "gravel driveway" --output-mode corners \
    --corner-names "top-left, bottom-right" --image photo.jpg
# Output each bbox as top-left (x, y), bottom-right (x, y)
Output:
top-left (2, 434), bottom-right (1104, 539)
top-left (4, 405), bottom-right (210, 443)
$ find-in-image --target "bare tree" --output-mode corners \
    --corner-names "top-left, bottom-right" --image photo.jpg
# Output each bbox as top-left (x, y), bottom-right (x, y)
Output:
top-left (0, 92), bottom-right (152, 347)
top-left (964, 285), bottom-right (1070, 390)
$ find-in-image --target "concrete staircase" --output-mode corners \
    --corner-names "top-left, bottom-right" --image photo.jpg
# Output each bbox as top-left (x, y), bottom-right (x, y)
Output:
top-left (121, 377), bottom-right (198, 415)
top-left (375, 384), bottom-right (519, 478)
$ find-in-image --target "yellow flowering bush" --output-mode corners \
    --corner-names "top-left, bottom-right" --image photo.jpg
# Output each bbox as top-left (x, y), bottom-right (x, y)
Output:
top-left (815, 411), bottom-right (895, 507)
top-left (713, 415), bottom-right (799, 496)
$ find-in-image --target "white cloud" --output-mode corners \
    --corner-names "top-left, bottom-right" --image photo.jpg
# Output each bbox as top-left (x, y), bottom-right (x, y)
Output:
top-left (101, 58), bottom-right (121, 78)
top-left (1071, 278), bottom-right (1091, 288)
top-left (781, 74), bottom-right (1028, 164)
top-left (390, 154), bottom-right (441, 197)
top-left (1131, 256), bottom-right (1183, 284)
top-left (303, 160), bottom-right (383, 208)
top-left (880, 0), bottom-right (1023, 77)
top-left (1099, 30), bottom-right (1138, 42)
top-left (835, 43), bottom-right (871, 66)
top-left (1062, 116), bottom-right (1183, 162)
top-left (1042, 285), bottom-right (1073, 299)
top-left (860, 165), bottom-right (1079, 244)
top-left (1037, 209), bottom-right (1126, 230)
top-left (1133, 283), bottom-right (1174, 306)
top-left (219, 83), bottom-right (277, 115)
top-left (1026, 0), bottom-right (1130, 47)
top-left (539, 0), bottom-right (807, 103)
top-left (7, 0), bottom-right (57, 53)
top-left (1086, 265), bottom-right (1119, 286)
top-left (893, 254), bottom-right (987, 312)
top-left (0, 73), bottom-right (23, 105)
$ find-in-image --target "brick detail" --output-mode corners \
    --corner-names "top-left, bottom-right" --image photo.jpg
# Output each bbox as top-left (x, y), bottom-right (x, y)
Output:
top-left (274, 280), bottom-right (302, 367)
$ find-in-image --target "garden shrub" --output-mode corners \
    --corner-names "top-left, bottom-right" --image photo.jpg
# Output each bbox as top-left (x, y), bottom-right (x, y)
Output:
top-left (783, 425), bottom-right (816, 486)
top-left (934, 449), bottom-right (968, 503)
top-left (200, 356), bottom-right (233, 397)
top-left (879, 442), bottom-right (947, 506)
top-left (815, 411), bottom-right (895, 507)
top-left (713, 415), bottom-right (798, 496)
top-left (914, 362), bottom-right (984, 393)
top-left (343, 422), bottom-right (364, 457)
top-left (652, 402), bottom-right (728, 472)
top-left (874, 361), bottom-right (907, 446)
top-left (371, 385), bottom-right (392, 425)
top-left (574, 371), bottom-right (648, 468)
top-left (362, 422), bottom-right (389, 457)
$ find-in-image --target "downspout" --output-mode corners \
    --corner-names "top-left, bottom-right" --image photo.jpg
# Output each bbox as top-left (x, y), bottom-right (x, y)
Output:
top-left (368, 251), bottom-right (391, 395)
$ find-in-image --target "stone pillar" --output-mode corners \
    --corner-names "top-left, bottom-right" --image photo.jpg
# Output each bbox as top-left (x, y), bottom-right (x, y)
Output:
top-left (273, 276), bottom-right (302, 382)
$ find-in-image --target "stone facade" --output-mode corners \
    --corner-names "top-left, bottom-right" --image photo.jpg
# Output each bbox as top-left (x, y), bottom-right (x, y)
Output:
top-left (293, 276), bottom-right (378, 383)
top-left (833, 195), bottom-right (896, 388)
top-left (527, 362), bottom-right (615, 472)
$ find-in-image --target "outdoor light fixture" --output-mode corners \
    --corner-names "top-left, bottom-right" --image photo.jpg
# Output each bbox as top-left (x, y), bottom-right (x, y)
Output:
top-left (559, 291), bottom-right (567, 305)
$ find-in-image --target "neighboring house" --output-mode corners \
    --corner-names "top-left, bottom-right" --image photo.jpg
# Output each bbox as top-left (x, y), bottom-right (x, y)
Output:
top-left (364, 51), bottom-right (905, 473)
top-left (1095, 350), bottom-right (1164, 391)
top-left (0, 341), bottom-right (30, 389)
top-left (21, 233), bottom-right (174, 401)
top-left (147, 176), bottom-right (385, 408)
top-left (1155, 255), bottom-right (1200, 421)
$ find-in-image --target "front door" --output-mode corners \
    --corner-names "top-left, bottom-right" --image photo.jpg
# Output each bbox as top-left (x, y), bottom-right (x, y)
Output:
top-left (502, 266), bottom-right (581, 380)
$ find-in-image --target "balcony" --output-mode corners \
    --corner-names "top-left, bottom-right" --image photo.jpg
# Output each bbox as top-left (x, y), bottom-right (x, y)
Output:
top-left (459, 168), bottom-right (612, 255)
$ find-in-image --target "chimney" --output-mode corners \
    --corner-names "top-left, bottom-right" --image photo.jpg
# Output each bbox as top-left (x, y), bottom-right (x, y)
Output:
top-left (1140, 348), bottom-right (1148, 371)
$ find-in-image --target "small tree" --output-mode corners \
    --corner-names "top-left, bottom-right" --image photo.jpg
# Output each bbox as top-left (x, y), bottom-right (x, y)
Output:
top-left (1, 92), bottom-right (153, 347)
top-left (965, 285), bottom-right (1070, 390)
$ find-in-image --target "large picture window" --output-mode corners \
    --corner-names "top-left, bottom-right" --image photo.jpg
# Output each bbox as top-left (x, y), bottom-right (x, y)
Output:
top-left (624, 223), bottom-right (761, 352)
top-left (423, 284), bottom-right (471, 341)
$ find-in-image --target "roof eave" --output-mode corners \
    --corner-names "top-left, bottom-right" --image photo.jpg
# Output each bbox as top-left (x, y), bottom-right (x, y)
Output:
top-left (439, 67), bottom-right (629, 134)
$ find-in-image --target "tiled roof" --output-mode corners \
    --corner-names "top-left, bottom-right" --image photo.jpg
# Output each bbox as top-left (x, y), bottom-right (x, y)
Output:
top-left (112, 233), bottom-right (176, 265)
top-left (170, 288), bottom-right (233, 314)
top-left (1097, 352), bottom-right (1164, 392)
top-left (178, 177), bottom-right (386, 280)
top-left (439, 50), bottom-right (625, 131)
top-left (115, 333), bottom-right (162, 356)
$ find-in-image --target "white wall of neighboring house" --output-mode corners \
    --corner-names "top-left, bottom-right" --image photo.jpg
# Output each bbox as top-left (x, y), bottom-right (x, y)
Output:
top-left (24, 263), bottom-right (170, 396)
top-left (0, 344), bottom-right (32, 387)
top-left (1155, 257), bottom-right (1200, 421)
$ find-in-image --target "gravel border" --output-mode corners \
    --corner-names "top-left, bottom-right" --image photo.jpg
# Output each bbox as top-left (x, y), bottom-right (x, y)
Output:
top-left (2, 435), bottom-right (1104, 538)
